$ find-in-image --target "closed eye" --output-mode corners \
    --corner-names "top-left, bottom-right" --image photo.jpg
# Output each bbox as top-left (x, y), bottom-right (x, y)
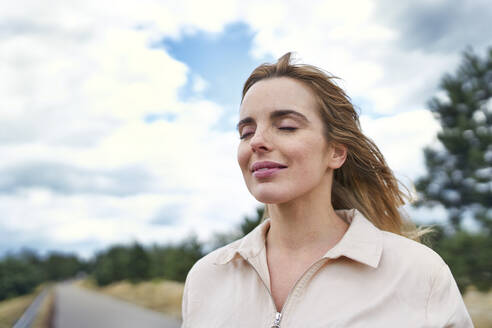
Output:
top-left (279, 127), bottom-right (297, 131)
top-left (239, 132), bottom-right (254, 140)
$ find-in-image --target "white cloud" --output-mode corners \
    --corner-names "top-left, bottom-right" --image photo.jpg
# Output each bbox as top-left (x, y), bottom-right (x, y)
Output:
top-left (0, 0), bottom-right (260, 256)
top-left (236, 0), bottom-right (399, 112)
top-left (403, 203), bottom-right (449, 225)
top-left (360, 110), bottom-right (441, 181)
top-left (83, 27), bottom-right (189, 120)
top-left (191, 74), bottom-right (208, 93)
top-left (235, 0), bottom-right (482, 115)
top-left (3, 0), bottom-right (483, 256)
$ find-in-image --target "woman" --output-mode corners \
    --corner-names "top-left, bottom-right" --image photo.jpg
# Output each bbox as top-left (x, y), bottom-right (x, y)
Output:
top-left (181, 53), bottom-right (472, 327)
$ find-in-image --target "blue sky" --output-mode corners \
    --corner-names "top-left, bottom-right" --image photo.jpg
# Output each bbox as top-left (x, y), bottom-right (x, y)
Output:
top-left (163, 22), bottom-right (268, 106)
top-left (0, 0), bottom-right (490, 258)
top-left (157, 22), bottom-right (274, 131)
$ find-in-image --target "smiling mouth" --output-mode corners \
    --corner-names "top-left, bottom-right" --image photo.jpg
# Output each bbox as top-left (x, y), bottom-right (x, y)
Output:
top-left (252, 166), bottom-right (286, 178)
top-left (251, 161), bottom-right (287, 172)
top-left (250, 161), bottom-right (287, 178)
top-left (256, 167), bottom-right (275, 172)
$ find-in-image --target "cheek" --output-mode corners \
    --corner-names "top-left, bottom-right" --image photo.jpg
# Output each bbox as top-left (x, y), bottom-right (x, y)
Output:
top-left (237, 144), bottom-right (249, 173)
top-left (290, 141), bottom-right (328, 172)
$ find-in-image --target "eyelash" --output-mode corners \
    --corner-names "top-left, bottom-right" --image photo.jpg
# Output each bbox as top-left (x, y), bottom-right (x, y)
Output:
top-left (239, 132), bottom-right (253, 140)
top-left (239, 127), bottom-right (297, 140)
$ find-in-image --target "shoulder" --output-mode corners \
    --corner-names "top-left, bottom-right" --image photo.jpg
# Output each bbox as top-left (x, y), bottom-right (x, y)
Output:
top-left (185, 238), bottom-right (243, 285)
top-left (379, 230), bottom-right (446, 282)
top-left (375, 231), bottom-right (472, 325)
top-left (187, 219), bottom-right (270, 283)
top-left (181, 238), bottom-right (246, 326)
top-left (381, 230), bottom-right (445, 266)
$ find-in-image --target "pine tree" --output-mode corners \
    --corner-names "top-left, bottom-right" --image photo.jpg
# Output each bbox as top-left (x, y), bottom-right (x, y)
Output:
top-left (416, 47), bottom-right (492, 232)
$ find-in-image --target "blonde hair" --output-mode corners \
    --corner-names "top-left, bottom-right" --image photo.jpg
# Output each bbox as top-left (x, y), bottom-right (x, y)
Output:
top-left (242, 52), bottom-right (426, 241)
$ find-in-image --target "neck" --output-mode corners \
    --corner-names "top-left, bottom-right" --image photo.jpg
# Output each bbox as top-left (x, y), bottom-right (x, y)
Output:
top-left (265, 175), bottom-right (348, 256)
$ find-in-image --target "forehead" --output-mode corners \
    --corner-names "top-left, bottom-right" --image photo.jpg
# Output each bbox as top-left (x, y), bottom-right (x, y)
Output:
top-left (240, 77), bottom-right (319, 118)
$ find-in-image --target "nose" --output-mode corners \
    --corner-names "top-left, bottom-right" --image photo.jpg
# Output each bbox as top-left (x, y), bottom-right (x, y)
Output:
top-left (250, 128), bottom-right (271, 153)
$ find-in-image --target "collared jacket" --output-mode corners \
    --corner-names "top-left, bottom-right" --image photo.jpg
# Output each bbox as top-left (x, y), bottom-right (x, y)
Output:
top-left (181, 209), bottom-right (473, 327)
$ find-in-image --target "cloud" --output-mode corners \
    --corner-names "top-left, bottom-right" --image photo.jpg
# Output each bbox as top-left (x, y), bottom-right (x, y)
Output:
top-left (233, 0), bottom-right (490, 116)
top-left (0, 5), bottom-right (189, 151)
top-left (1, 0), bottom-right (488, 257)
top-left (0, 162), bottom-right (156, 196)
top-left (375, 0), bottom-right (492, 53)
top-left (161, 22), bottom-right (265, 112)
top-left (0, 189), bottom-right (202, 257)
top-left (151, 203), bottom-right (183, 226)
top-left (360, 110), bottom-right (441, 181)
top-left (0, 1), bottom-right (259, 257)
top-left (403, 203), bottom-right (449, 226)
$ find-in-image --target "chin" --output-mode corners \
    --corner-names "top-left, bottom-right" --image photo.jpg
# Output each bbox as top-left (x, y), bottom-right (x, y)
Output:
top-left (249, 186), bottom-right (292, 204)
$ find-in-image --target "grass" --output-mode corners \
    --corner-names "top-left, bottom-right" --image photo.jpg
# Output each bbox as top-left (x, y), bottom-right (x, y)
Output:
top-left (463, 287), bottom-right (492, 328)
top-left (0, 293), bottom-right (37, 328)
top-left (77, 279), bottom-right (184, 320)
top-left (0, 285), bottom-right (54, 328)
top-left (31, 288), bottom-right (55, 328)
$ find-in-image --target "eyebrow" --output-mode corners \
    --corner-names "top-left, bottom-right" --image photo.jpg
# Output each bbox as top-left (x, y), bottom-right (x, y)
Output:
top-left (236, 109), bottom-right (310, 131)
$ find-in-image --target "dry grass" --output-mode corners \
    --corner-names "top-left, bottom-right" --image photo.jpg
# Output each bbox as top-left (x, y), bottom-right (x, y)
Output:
top-left (0, 293), bottom-right (37, 328)
top-left (464, 287), bottom-right (492, 328)
top-left (0, 285), bottom-right (54, 328)
top-left (78, 279), bottom-right (184, 320)
top-left (31, 288), bottom-right (55, 328)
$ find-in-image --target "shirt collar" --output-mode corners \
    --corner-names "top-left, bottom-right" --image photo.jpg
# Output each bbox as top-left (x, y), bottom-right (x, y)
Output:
top-left (214, 218), bottom-right (270, 264)
top-left (214, 209), bottom-right (383, 268)
top-left (322, 209), bottom-right (383, 268)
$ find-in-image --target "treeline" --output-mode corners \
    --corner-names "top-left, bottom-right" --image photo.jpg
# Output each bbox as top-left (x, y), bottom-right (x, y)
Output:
top-left (423, 226), bottom-right (492, 293)
top-left (0, 250), bottom-right (87, 301)
top-left (0, 209), bottom-right (262, 302)
top-left (90, 208), bottom-right (265, 287)
top-left (1, 206), bottom-right (491, 302)
top-left (92, 236), bottom-right (203, 286)
top-left (0, 239), bottom-right (204, 301)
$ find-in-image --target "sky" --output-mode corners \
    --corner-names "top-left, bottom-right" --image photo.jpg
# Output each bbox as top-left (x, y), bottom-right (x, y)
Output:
top-left (1, 0), bottom-right (491, 258)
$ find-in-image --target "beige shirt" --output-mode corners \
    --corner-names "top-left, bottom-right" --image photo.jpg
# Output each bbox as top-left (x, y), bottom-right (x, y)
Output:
top-left (182, 209), bottom-right (473, 327)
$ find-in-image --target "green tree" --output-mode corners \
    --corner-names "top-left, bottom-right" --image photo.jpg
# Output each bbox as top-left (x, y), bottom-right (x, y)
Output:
top-left (423, 226), bottom-right (492, 293)
top-left (93, 245), bottom-right (132, 286)
top-left (0, 256), bottom-right (42, 300)
top-left (416, 47), bottom-right (492, 231)
top-left (0, 250), bottom-right (88, 301)
top-left (127, 243), bottom-right (150, 283)
top-left (416, 47), bottom-right (492, 293)
top-left (148, 235), bottom-right (204, 282)
top-left (240, 206), bottom-right (264, 236)
top-left (43, 252), bottom-right (83, 281)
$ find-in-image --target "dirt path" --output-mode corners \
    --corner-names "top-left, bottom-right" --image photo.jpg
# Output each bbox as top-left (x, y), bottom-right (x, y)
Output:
top-left (54, 283), bottom-right (180, 328)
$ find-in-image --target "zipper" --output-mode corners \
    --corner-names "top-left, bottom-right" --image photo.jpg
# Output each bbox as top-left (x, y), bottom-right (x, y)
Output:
top-left (244, 259), bottom-right (281, 326)
top-left (245, 257), bottom-right (328, 328)
top-left (271, 312), bottom-right (282, 328)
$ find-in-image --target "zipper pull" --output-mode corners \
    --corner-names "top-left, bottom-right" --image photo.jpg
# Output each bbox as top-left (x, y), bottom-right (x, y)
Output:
top-left (271, 312), bottom-right (282, 328)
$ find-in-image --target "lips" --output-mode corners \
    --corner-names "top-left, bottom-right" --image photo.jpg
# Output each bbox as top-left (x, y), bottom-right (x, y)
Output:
top-left (251, 161), bottom-right (287, 178)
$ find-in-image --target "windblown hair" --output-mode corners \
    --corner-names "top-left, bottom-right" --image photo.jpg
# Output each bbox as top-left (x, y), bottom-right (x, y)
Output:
top-left (242, 52), bottom-right (425, 241)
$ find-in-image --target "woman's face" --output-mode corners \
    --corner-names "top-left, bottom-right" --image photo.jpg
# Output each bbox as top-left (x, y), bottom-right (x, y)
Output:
top-left (237, 77), bottom-right (338, 204)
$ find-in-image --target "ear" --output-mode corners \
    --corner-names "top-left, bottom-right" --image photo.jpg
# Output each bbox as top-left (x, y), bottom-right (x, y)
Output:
top-left (327, 142), bottom-right (347, 169)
